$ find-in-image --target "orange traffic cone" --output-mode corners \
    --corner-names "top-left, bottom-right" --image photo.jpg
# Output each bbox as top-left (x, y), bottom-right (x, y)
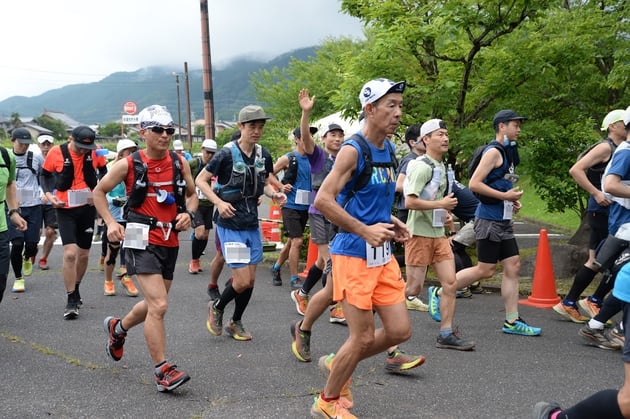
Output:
top-left (298, 236), bottom-right (319, 280)
top-left (519, 229), bottom-right (561, 308)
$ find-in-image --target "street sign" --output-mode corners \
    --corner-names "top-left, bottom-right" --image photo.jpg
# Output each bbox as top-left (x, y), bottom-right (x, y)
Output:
top-left (122, 115), bottom-right (139, 125)
top-left (123, 101), bottom-right (137, 115)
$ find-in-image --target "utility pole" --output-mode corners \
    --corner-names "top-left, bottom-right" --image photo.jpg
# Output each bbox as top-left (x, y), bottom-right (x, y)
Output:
top-left (172, 72), bottom-right (182, 140)
top-left (200, 0), bottom-right (215, 140)
top-left (184, 62), bottom-right (193, 149)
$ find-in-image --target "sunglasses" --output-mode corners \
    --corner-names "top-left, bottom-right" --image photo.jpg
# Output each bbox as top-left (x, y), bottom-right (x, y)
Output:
top-left (148, 126), bottom-right (176, 135)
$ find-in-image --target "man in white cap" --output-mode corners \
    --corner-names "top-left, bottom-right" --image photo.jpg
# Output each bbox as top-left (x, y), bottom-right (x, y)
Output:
top-left (36, 134), bottom-right (57, 270)
top-left (40, 125), bottom-right (108, 319)
top-left (94, 104), bottom-right (198, 393)
top-left (172, 139), bottom-right (192, 160)
top-left (552, 109), bottom-right (627, 327)
top-left (198, 104), bottom-right (286, 342)
top-left (310, 78), bottom-right (412, 418)
top-left (188, 138), bottom-right (217, 275)
top-left (101, 139), bottom-right (139, 298)
top-left (8, 128), bottom-right (44, 293)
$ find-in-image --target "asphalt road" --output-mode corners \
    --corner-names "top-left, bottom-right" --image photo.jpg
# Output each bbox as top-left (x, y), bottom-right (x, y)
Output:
top-left (1, 232), bottom-right (623, 419)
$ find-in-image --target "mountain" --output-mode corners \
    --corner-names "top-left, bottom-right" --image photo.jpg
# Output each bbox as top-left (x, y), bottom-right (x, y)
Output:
top-left (0, 47), bottom-right (317, 125)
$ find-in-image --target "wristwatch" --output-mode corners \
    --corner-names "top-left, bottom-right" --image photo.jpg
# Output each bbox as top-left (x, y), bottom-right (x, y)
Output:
top-left (7, 208), bottom-right (20, 217)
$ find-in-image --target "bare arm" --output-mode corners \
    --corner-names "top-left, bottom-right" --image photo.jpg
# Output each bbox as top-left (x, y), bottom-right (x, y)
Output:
top-left (299, 88), bottom-right (316, 155)
top-left (569, 142), bottom-right (612, 206)
top-left (174, 158), bottom-right (198, 231)
top-left (604, 174), bottom-right (630, 198)
top-left (469, 147), bottom-right (523, 202)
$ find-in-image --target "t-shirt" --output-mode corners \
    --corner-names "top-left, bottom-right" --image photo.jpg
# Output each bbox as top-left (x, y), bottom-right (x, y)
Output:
top-left (308, 146), bottom-right (332, 216)
top-left (189, 156), bottom-right (214, 208)
top-left (613, 261), bottom-right (630, 303)
top-left (0, 149), bottom-right (16, 233)
top-left (395, 151), bottom-right (419, 210)
top-left (41, 145), bottom-right (107, 208)
top-left (330, 136), bottom-right (396, 259)
top-left (405, 155), bottom-right (447, 238)
top-left (106, 160), bottom-right (126, 222)
top-left (12, 150), bottom-right (44, 208)
top-left (205, 142), bottom-right (273, 230)
top-left (604, 146), bottom-right (630, 235)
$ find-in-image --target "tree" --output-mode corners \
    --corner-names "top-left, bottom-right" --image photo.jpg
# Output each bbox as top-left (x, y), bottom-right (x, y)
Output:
top-left (99, 121), bottom-right (126, 138)
top-left (34, 116), bottom-right (68, 140)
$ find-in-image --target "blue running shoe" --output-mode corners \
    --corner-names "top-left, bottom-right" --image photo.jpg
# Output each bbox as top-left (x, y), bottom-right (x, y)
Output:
top-left (502, 317), bottom-right (541, 336)
top-left (428, 286), bottom-right (441, 322)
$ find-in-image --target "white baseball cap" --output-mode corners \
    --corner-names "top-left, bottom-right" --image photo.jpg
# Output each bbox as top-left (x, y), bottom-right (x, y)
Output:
top-left (420, 119), bottom-right (447, 138)
top-left (202, 139), bottom-right (217, 152)
top-left (116, 138), bottom-right (137, 153)
top-left (358, 78), bottom-right (405, 108)
top-left (623, 106), bottom-right (630, 127)
top-left (37, 134), bottom-right (54, 144)
top-left (138, 104), bottom-right (174, 128)
top-left (601, 109), bottom-right (626, 131)
top-left (173, 139), bottom-right (184, 151)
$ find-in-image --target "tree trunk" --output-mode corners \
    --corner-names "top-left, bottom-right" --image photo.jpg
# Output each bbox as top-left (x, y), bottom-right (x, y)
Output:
top-left (568, 212), bottom-right (590, 247)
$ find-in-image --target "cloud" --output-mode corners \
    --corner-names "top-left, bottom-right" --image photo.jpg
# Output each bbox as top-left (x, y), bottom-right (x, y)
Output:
top-left (0, 0), bottom-right (363, 100)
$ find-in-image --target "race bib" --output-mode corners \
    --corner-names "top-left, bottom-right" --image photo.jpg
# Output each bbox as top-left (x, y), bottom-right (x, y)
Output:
top-left (16, 187), bottom-right (36, 204)
top-left (224, 242), bottom-right (251, 264)
top-left (195, 186), bottom-right (208, 200)
top-left (295, 189), bottom-right (310, 205)
top-left (503, 201), bottom-right (514, 220)
top-left (123, 223), bottom-right (149, 250)
top-left (68, 188), bottom-right (92, 207)
top-left (366, 241), bottom-right (392, 268)
top-left (432, 208), bottom-right (447, 227)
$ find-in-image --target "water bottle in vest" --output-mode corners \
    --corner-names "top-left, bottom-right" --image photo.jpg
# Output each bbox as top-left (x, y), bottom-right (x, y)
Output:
top-left (420, 166), bottom-right (442, 200)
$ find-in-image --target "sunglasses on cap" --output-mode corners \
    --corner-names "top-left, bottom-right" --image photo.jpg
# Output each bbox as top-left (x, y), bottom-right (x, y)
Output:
top-left (147, 126), bottom-right (176, 135)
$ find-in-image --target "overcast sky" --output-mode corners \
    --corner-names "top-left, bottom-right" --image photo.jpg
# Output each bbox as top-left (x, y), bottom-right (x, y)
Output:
top-left (0, 0), bottom-right (364, 102)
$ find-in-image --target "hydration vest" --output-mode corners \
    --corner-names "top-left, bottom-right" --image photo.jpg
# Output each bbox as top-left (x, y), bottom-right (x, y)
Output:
top-left (311, 152), bottom-right (334, 190)
top-left (214, 142), bottom-right (266, 204)
top-left (125, 150), bottom-right (186, 216)
top-left (55, 143), bottom-right (98, 191)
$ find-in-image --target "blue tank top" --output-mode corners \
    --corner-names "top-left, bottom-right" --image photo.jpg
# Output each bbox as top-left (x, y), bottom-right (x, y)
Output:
top-left (330, 136), bottom-right (396, 259)
top-left (284, 152), bottom-right (311, 211)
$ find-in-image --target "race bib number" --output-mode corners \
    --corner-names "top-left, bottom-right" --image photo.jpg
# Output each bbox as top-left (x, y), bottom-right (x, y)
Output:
top-left (16, 187), bottom-right (36, 204)
top-left (195, 186), bottom-right (208, 200)
top-left (503, 201), bottom-right (514, 220)
top-left (295, 189), bottom-right (310, 205)
top-left (366, 241), bottom-right (392, 268)
top-left (123, 223), bottom-right (149, 250)
top-left (432, 208), bottom-right (447, 227)
top-left (68, 188), bottom-right (92, 207)
top-left (224, 242), bottom-right (251, 264)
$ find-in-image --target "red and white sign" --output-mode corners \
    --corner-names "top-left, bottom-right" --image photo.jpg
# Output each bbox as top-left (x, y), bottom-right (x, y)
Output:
top-left (123, 101), bottom-right (137, 115)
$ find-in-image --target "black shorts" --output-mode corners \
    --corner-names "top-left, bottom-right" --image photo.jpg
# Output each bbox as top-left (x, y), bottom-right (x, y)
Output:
top-left (56, 205), bottom-right (96, 249)
top-left (125, 244), bottom-right (178, 280)
top-left (42, 205), bottom-right (58, 229)
top-left (192, 205), bottom-right (214, 230)
top-left (281, 207), bottom-right (308, 239)
top-left (588, 211), bottom-right (609, 251)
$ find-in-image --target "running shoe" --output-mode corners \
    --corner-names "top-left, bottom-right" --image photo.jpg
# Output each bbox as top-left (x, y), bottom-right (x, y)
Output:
top-left (207, 286), bottom-right (221, 301)
top-left (271, 267), bottom-right (282, 286)
top-left (290, 320), bottom-right (311, 362)
top-left (224, 320), bottom-right (252, 341)
top-left (552, 302), bottom-right (588, 323)
top-left (63, 293), bottom-right (80, 320)
top-left (405, 296), bottom-right (428, 312)
top-left (120, 275), bottom-right (139, 297)
top-left (610, 324), bottom-right (625, 346)
top-left (329, 303), bottom-right (347, 325)
top-left (318, 353), bottom-right (353, 408)
top-left (188, 259), bottom-right (201, 274)
top-left (290, 279), bottom-right (304, 290)
top-left (502, 317), bottom-right (541, 336)
top-left (532, 401), bottom-right (562, 419)
top-left (456, 287), bottom-right (473, 298)
top-left (22, 258), bottom-right (33, 277)
top-left (428, 286), bottom-right (441, 322)
top-left (38, 257), bottom-right (49, 270)
top-left (436, 331), bottom-right (476, 351)
top-left (206, 301), bottom-right (223, 336)
top-left (104, 316), bottom-right (126, 361)
top-left (577, 297), bottom-right (600, 318)
top-left (11, 278), bottom-right (25, 293)
top-left (311, 394), bottom-right (357, 419)
top-left (578, 325), bottom-right (621, 350)
top-left (385, 348), bottom-right (426, 372)
top-left (291, 290), bottom-right (309, 316)
top-left (155, 363), bottom-right (190, 392)
top-left (104, 280), bottom-right (116, 296)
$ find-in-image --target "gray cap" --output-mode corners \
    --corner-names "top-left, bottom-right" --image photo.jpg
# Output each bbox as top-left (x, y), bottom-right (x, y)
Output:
top-left (238, 105), bottom-right (271, 123)
top-left (11, 127), bottom-right (33, 144)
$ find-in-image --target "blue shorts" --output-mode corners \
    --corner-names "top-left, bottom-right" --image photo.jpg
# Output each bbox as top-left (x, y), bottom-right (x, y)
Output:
top-left (216, 225), bottom-right (262, 269)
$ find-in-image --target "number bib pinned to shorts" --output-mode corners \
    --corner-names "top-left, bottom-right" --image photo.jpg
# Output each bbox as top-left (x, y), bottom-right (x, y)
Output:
top-left (366, 241), bottom-right (392, 268)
